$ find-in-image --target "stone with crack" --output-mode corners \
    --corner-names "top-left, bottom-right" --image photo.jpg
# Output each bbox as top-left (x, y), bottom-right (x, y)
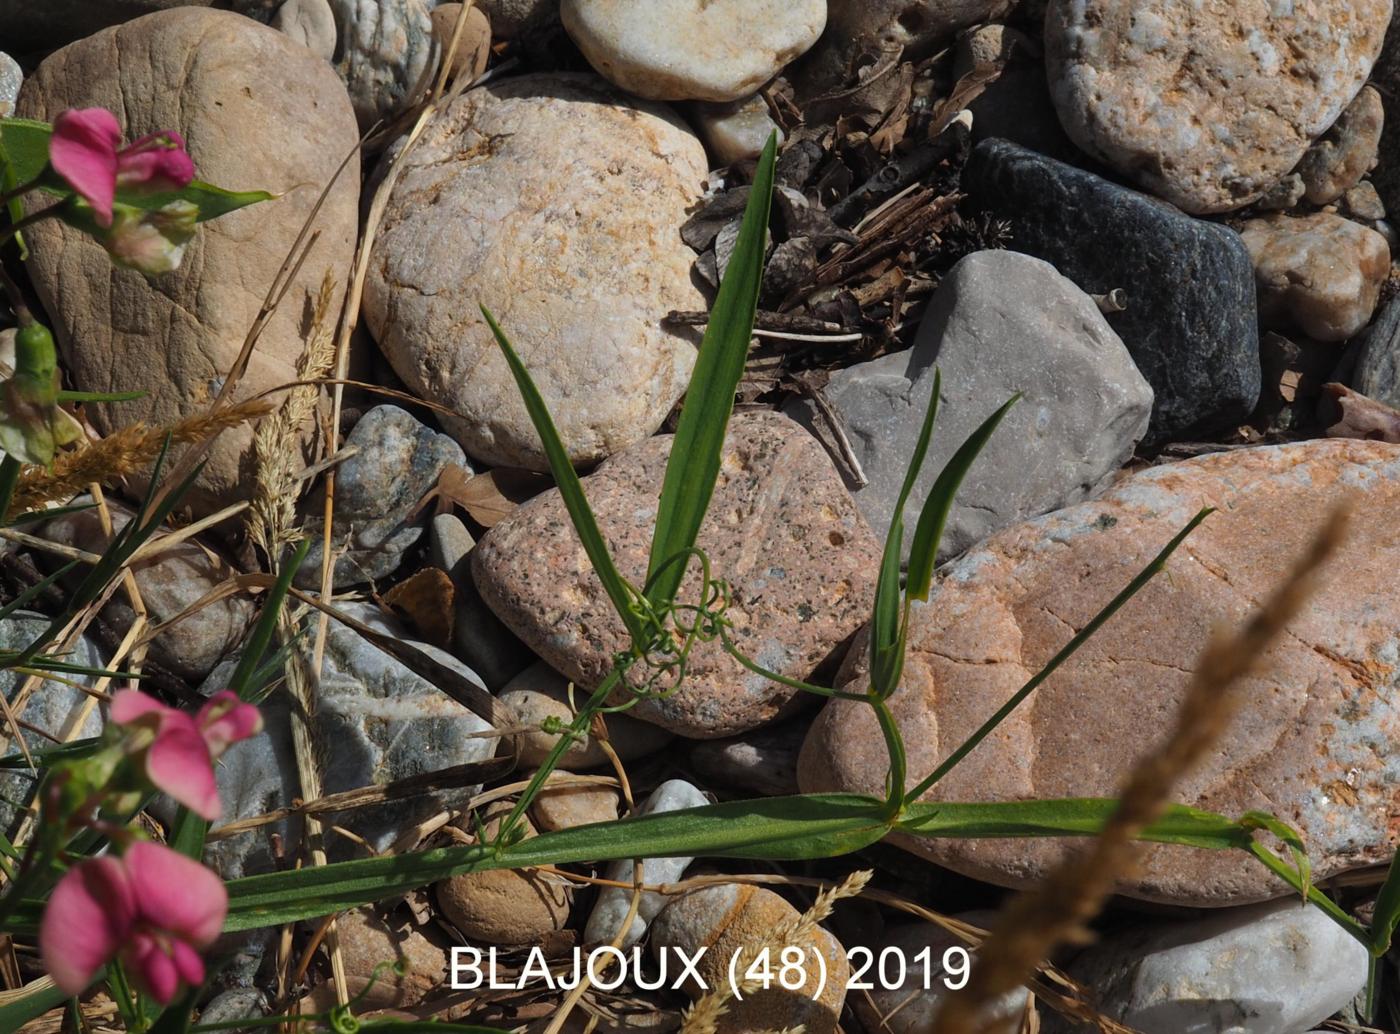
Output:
top-left (800, 439), bottom-right (1400, 906)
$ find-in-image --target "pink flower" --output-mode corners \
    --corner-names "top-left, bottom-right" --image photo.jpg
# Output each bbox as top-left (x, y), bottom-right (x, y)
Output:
top-left (40, 841), bottom-right (226, 1003)
top-left (49, 108), bottom-right (194, 227)
top-left (110, 690), bottom-right (262, 821)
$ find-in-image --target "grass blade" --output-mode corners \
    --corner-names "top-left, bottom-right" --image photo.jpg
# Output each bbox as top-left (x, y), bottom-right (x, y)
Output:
top-left (907, 508), bottom-right (1211, 800)
top-left (906, 393), bottom-right (1019, 601)
top-left (1371, 853), bottom-right (1400, 955)
top-left (644, 133), bottom-right (777, 611)
top-left (481, 306), bottom-right (644, 645)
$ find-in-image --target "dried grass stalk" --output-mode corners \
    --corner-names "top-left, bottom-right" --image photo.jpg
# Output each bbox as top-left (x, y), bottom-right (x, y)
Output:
top-left (680, 870), bottom-right (872, 1034)
top-left (7, 398), bottom-right (273, 518)
top-left (247, 271), bottom-right (338, 558)
top-left (930, 507), bottom-right (1350, 1034)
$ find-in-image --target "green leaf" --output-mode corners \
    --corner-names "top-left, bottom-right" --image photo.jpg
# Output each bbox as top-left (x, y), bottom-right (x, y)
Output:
top-left (481, 306), bottom-right (645, 645)
top-left (217, 793), bottom-right (892, 930)
top-left (1372, 853), bottom-right (1400, 956)
top-left (869, 368), bottom-right (941, 700)
top-left (0, 118), bottom-right (56, 185)
top-left (896, 797), bottom-right (1256, 850)
top-left (905, 392), bottom-right (1019, 602)
top-left (0, 980), bottom-right (71, 1031)
top-left (644, 133), bottom-right (777, 612)
top-left (56, 388), bottom-right (146, 403)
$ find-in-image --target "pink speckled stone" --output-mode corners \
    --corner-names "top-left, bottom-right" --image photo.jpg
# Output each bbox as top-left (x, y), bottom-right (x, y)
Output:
top-left (801, 439), bottom-right (1400, 905)
top-left (473, 412), bottom-right (880, 738)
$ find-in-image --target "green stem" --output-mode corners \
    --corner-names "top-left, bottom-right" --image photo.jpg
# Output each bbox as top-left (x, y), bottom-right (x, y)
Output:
top-left (0, 452), bottom-right (21, 525)
top-left (0, 174), bottom-right (45, 211)
top-left (906, 508), bottom-right (1212, 802)
top-left (495, 665), bottom-right (628, 844)
top-left (1246, 839), bottom-right (1370, 947)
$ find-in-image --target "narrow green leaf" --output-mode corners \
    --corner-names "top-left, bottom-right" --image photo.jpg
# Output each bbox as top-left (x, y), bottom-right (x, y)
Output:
top-left (644, 133), bottom-right (777, 611)
top-left (56, 388), bottom-right (146, 403)
top-left (0, 980), bottom-right (71, 1031)
top-left (1370, 853), bottom-right (1400, 955)
top-left (481, 306), bottom-right (644, 645)
top-left (216, 793), bottom-right (891, 930)
top-left (896, 797), bottom-right (1255, 850)
top-left (906, 392), bottom-right (1019, 601)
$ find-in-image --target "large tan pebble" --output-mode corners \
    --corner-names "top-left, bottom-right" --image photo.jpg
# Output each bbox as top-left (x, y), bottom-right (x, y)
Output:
top-left (801, 439), bottom-right (1400, 905)
top-left (430, 3), bottom-right (492, 83)
top-left (18, 8), bottom-right (360, 513)
top-left (364, 72), bottom-right (706, 471)
top-left (650, 884), bottom-right (848, 1034)
top-left (531, 780), bottom-right (620, 831)
top-left (562, 0), bottom-right (825, 102)
top-left (308, 907), bottom-right (449, 1009)
top-left (1045, 0), bottom-right (1392, 213)
top-left (434, 816), bottom-right (572, 945)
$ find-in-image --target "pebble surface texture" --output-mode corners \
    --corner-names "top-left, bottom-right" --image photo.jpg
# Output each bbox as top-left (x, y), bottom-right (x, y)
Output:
top-left (966, 139), bottom-right (1259, 446)
top-left (300, 405), bottom-right (466, 588)
top-left (1044, 0), bottom-right (1393, 214)
top-left (473, 412), bottom-right (881, 738)
top-left (206, 605), bottom-right (497, 879)
top-left (1297, 85), bottom-right (1384, 205)
top-left (1354, 295), bottom-right (1400, 409)
top-left (561, 0), bottom-right (826, 102)
top-left (365, 73), bottom-right (706, 471)
top-left (800, 440), bottom-right (1400, 906)
top-left (585, 779), bottom-right (708, 947)
top-left (1047, 900), bottom-right (1369, 1034)
top-left (787, 250), bottom-right (1152, 560)
top-left (329, 0), bottom-right (437, 128)
top-left (795, 0), bottom-right (1011, 98)
top-left (1241, 212), bottom-right (1391, 343)
top-left (18, 8), bottom-right (360, 514)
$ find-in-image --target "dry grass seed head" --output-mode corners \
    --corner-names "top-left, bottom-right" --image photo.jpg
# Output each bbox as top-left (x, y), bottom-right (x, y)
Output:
top-left (679, 869), bottom-right (872, 1034)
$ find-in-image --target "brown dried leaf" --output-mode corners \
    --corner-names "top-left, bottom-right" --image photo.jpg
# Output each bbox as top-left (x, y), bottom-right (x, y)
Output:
top-left (384, 568), bottom-right (456, 648)
top-left (417, 464), bottom-right (551, 526)
top-left (930, 61), bottom-right (1005, 134)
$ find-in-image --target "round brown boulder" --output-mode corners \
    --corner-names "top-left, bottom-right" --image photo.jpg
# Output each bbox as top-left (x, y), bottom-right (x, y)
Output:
top-left (473, 412), bottom-right (881, 738)
top-left (18, 8), bottom-right (360, 513)
top-left (801, 439), bottom-right (1400, 906)
top-left (364, 72), bottom-right (706, 471)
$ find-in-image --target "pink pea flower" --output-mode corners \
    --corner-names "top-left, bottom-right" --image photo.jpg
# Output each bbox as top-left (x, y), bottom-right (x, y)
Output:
top-left (110, 690), bottom-right (263, 821)
top-left (40, 840), bottom-right (226, 1003)
top-left (49, 108), bottom-right (194, 227)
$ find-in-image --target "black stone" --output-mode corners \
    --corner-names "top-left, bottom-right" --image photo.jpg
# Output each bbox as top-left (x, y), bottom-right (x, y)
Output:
top-left (963, 139), bottom-right (1261, 446)
top-left (1350, 294), bottom-right (1400, 409)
